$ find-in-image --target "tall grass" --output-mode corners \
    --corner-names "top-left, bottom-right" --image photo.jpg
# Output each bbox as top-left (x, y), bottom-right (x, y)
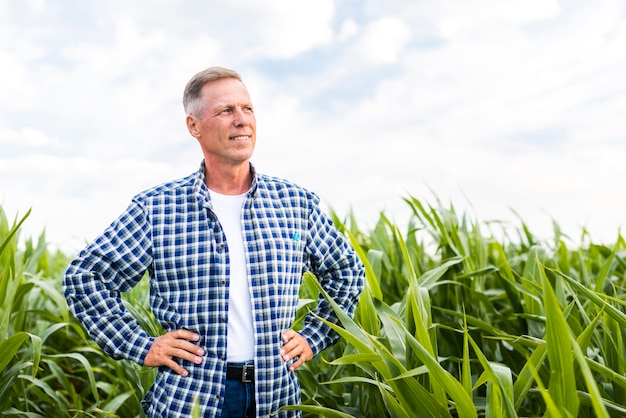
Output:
top-left (1, 198), bottom-right (625, 417)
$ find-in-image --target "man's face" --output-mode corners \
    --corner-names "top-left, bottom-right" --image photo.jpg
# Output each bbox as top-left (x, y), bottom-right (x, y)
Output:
top-left (189, 77), bottom-right (256, 168)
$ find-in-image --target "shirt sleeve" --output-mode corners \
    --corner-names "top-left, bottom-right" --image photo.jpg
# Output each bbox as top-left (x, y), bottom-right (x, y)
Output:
top-left (63, 199), bottom-right (155, 364)
top-left (299, 201), bottom-right (365, 356)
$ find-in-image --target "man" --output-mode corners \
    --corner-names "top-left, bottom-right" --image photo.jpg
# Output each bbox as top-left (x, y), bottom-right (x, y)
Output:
top-left (63, 66), bottom-right (365, 417)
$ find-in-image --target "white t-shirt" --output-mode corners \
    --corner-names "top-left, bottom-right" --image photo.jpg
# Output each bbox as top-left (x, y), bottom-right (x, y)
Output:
top-left (208, 189), bottom-right (255, 362)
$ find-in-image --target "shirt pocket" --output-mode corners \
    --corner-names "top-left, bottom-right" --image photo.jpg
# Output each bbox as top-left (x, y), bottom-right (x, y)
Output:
top-left (266, 237), bottom-right (306, 297)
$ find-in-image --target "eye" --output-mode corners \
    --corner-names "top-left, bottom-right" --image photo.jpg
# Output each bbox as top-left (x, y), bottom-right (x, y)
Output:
top-left (221, 108), bottom-right (233, 114)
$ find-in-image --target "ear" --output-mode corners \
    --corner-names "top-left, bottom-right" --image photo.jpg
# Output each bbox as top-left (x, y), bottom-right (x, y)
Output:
top-left (186, 114), bottom-right (201, 138)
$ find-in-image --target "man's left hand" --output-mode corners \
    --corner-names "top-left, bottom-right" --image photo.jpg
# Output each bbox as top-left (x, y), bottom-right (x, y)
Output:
top-left (280, 329), bottom-right (313, 371)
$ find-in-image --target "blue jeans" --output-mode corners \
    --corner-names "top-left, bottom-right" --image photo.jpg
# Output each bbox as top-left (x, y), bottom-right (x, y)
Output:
top-left (222, 369), bottom-right (255, 417)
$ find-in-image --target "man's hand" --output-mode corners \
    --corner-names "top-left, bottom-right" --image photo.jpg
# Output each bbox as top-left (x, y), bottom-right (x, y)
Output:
top-left (280, 329), bottom-right (313, 372)
top-left (143, 329), bottom-right (205, 376)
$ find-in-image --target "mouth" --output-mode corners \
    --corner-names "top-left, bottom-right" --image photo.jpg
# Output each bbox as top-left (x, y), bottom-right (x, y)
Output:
top-left (230, 135), bottom-right (250, 141)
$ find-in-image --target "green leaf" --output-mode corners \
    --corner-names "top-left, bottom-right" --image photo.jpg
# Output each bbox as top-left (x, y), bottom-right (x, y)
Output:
top-left (45, 352), bottom-right (100, 403)
top-left (540, 258), bottom-right (579, 415)
top-left (346, 230), bottom-right (383, 300)
top-left (0, 333), bottom-right (29, 372)
top-left (280, 404), bottom-right (356, 417)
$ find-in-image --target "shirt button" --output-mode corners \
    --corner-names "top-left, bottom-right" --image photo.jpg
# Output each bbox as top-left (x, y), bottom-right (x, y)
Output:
top-left (221, 280), bottom-right (226, 285)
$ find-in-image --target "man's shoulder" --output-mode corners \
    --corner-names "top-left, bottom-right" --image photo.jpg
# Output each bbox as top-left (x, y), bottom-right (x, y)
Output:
top-left (256, 173), bottom-right (311, 195)
top-left (133, 171), bottom-right (197, 202)
top-left (255, 173), bottom-right (319, 204)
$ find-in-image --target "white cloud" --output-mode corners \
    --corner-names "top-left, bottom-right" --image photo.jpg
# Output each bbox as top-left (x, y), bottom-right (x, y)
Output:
top-left (356, 17), bottom-right (411, 64)
top-left (435, 0), bottom-right (561, 38)
top-left (0, 127), bottom-right (65, 148)
top-left (26, 0), bottom-right (45, 14)
top-left (1, 153), bottom-right (192, 251)
top-left (235, 0), bottom-right (335, 58)
top-left (0, 54), bottom-right (37, 109)
top-left (1, 0), bottom-right (625, 252)
top-left (0, 39), bottom-right (40, 110)
top-left (338, 19), bottom-right (358, 42)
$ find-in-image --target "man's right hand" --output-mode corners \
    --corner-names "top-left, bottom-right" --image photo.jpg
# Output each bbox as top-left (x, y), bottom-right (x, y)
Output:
top-left (143, 329), bottom-right (205, 376)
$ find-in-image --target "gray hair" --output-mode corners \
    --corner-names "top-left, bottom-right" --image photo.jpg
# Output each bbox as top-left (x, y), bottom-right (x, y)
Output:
top-left (183, 66), bottom-right (243, 117)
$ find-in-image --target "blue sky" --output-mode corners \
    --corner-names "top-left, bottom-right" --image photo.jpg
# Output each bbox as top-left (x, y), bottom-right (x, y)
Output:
top-left (1, 0), bottom-right (625, 252)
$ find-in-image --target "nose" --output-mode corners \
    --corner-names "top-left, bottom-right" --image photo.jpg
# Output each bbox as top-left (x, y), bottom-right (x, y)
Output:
top-left (233, 107), bottom-right (254, 127)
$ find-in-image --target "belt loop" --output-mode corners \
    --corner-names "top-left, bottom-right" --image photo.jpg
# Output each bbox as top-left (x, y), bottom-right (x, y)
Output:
top-left (242, 364), bottom-right (253, 383)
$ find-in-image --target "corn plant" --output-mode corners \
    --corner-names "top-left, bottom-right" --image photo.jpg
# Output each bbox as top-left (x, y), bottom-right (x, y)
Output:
top-left (292, 197), bottom-right (626, 417)
top-left (2, 196), bottom-right (626, 417)
top-left (0, 206), bottom-right (152, 417)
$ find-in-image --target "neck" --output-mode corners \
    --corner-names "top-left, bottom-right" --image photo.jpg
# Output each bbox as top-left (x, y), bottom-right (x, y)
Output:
top-left (204, 161), bottom-right (252, 195)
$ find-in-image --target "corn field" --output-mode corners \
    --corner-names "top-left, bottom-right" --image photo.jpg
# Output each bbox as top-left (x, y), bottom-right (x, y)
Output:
top-left (1, 198), bottom-right (625, 417)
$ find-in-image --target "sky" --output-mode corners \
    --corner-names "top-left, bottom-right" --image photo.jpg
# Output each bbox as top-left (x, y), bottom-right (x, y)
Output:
top-left (1, 0), bottom-right (625, 253)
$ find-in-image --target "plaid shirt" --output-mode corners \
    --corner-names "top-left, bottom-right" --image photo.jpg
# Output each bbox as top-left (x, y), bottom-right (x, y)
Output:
top-left (63, 162), bottom-right (364, 417)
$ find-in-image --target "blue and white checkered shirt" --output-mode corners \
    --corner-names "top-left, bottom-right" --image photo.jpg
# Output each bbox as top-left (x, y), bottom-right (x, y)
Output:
top-left (63, 162), bottom-right (364, 417)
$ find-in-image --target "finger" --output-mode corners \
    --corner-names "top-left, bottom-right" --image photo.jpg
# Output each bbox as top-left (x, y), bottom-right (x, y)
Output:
top-left (165, 358), bottom-right (190, 376)
top-left (171, 329), bottom-right (201, 342)
top-left (280, 344), bottom-right (300, 361)
top-left (282, 335), bottom-right (313, 367)
top-left (280, 335), bottom-right (301, 356)
top-left (144, 332), bottom-right (204, 369)
top-left (281, 330), bottom-right (302, 351)
top-left (282, 338), bottom-right (311, 362)
top-left (289, 356), bottom-right (306, 372)
top-left (282, 329), bottom-right (297, 342)
top-left (168, 338), bottom-right (205, 356)
top-left (157, 330), bottom-right (204, 357)
top-left (280, 339), bottom-right (297, 355)
top-left (169, 346), bottom-right (205, 365)
top-left (151, 346), bottom-right (202, 375)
